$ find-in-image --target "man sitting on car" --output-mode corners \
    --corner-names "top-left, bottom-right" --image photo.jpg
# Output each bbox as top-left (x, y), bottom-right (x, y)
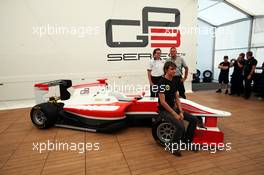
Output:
top-left (157, 61), bottom-right (198, 157)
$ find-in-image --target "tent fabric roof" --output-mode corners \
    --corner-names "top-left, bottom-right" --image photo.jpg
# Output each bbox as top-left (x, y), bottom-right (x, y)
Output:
top-left (226, 0), bottom-right (264, 16)
top-left (198, 0), bottom-right (264, 26)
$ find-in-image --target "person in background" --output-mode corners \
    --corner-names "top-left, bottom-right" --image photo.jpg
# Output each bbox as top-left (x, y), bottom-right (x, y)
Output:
top-left (230, 53), bottom-right (245, 96)
top-left (256, 62), bottom-right (264, 100)
top-left (243, 51), bottom-right (258, 99)
top-left (216, 56), bottom-right (230, 94)
top-left (147, 48), bottom-right (165, 97)
top-left (167, 47), bottom-right (189, 99)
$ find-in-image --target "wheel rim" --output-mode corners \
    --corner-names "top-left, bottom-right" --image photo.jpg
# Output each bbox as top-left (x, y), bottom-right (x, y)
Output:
top-left (32, 110), bottom-right (47, 125)
top-left (156, 122), bottom-right (176, 143)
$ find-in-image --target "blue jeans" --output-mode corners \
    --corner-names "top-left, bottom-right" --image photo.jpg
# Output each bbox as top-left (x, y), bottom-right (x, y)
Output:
top-left (159, 108), bottom-right (198, 144)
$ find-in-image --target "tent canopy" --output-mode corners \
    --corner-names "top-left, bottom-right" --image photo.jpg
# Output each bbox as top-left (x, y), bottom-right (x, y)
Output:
top-left (198, 0), bottom-right (264, 27)
top-left (197, 0), bottom-right (264, 80)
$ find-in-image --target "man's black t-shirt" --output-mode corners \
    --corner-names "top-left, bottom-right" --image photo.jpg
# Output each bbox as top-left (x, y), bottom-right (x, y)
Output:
top-left (157, 76), bottom-right (178, 111)
top-left (244, 57), bottom-right (258, 77)
top-left (219, 62), bottom-right (230, 75)
top-left (232, 61), bottom-right (244, 76)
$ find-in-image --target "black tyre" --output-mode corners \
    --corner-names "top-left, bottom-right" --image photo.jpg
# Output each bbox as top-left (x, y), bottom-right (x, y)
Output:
top-left (30, 102), bottom-right (61, 129)
top-left (196, 69), bottom-right (201, 78)
top-left (203, 70), bottom-right (213, 79)
top-left (152, 116), bottom-right (176, 146)
top-left (192, 77), bottom-right (200, 83)
top-left (203, 78), bottom-right (212, 83)
top-left (193, 69), bottom-right (201, 79)
top-left (230, 59), bottom-right (236, 63)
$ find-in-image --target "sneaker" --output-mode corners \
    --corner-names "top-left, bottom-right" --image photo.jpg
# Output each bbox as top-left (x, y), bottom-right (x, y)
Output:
top-left (225, 90), bottom-right (228, 94)
top-left (216, 89), bottom-right (222, 93)
top-left (173, 150), bottom-right (182, 157)
top-left (244, 95), bottom-right (250, 99)
top-left (191, 145), bottom-right (199, 153)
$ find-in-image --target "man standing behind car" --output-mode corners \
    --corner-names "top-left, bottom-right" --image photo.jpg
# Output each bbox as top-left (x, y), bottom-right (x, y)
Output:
top-left (166, 47), bottom-right (189, 99)
top-left (230, 53), bottom-right (245, 96)
top-left (147, 48), bottom-right (165, 97)
top-left (243, 51), bottom-right (258, 99)
top-left (216, 56), bottom-right (230, 94)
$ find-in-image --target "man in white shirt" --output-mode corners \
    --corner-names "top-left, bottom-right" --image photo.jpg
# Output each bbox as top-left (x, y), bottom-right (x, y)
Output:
top-left (147, 48), bottom-right (165, 97)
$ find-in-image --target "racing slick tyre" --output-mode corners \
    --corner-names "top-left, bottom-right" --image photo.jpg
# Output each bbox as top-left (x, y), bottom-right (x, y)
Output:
top-left (195, 69), bottom-right (201, 78)
top-left (203, 70), bottom-right (213, 83)
top-left (30, 102), bottom-right (61, 129)
top-left (192, 69), bottom-right (201, 83)
top-left (203, 70), bottom-right (212, 79)
top-left (230, 59), bottom-right (236, 64)
top-left (152, 116), bottom-right (176, 146)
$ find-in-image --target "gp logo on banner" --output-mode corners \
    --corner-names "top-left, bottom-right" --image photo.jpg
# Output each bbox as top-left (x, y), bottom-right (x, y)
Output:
top-left (105, 7), bottom-right (181, 48)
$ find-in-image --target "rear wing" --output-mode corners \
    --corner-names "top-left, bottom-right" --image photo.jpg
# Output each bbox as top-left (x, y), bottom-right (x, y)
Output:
top-left (34, 80), bottom-right (72, 104)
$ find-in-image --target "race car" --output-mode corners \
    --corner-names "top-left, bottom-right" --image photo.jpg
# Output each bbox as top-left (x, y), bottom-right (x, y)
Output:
top-left (31, 78), bottom-right (231, 145)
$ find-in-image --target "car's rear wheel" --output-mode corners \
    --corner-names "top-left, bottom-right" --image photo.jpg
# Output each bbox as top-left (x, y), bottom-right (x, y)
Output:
top-left (152, 117), bottom-right (176, 146)
top-left (30, 102), bottom-right (61, 129)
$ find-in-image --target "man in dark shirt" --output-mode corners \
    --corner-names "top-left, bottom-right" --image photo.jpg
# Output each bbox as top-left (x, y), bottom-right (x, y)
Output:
top-left (216, 56), bottom-right (230, 94)
top-left (257, 62), bottom-right (264, 100)
top-left (157, 61), bottom-right (198, 157)
top-left (243, 51), bottom-right (258, 99)
top-left (230, 53), bottom-right (245, 96)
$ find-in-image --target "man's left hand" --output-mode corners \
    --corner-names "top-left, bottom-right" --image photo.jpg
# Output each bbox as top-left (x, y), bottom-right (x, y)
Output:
top-left (179, 112), bottom-right (184, 120)
top-left (247, 75), bottom-right (251, 80)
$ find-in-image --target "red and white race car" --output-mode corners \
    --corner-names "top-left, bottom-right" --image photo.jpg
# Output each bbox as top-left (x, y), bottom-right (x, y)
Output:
top-left (31, 79), bottom-right (231, 145)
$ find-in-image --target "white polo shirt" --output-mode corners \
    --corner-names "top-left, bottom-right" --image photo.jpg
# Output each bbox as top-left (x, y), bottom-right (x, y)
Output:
top-left (147, 59), bottom-right (165, 77)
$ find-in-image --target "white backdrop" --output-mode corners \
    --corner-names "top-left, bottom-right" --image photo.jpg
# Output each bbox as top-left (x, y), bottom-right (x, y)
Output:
top-left (0, 0), bottom-right (197, 100)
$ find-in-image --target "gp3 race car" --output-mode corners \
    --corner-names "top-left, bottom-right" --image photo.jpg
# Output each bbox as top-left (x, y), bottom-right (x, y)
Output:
top-left (31, 79), bottom-right (231, 145)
